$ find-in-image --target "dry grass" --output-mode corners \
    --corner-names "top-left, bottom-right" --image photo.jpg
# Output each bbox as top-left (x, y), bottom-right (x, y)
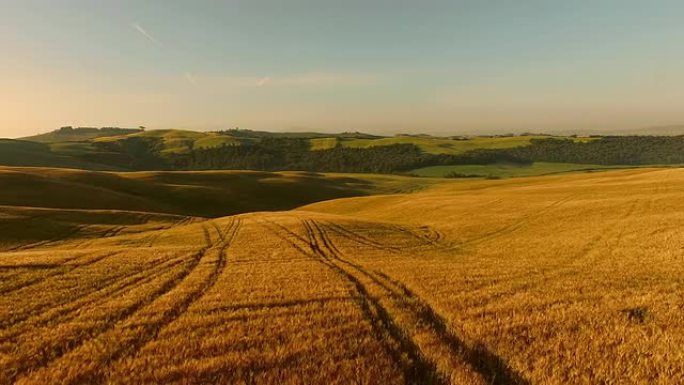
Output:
top-left (1, 168), bottom-right (683, 384)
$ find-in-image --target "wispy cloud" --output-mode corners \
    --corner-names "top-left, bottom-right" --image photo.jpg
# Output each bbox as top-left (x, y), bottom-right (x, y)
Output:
top-left (262, 73), bottom-right (374, 87)
top-left (206, 72), bottom-right (375, 89)
top-left (184, 72), bottom-right (197, 85)
top-left (257, 77), bottom-right (271, 87)
top-left (131, 22), bottom-right (159, 44)
top-left (257, 76), bottom-right (271, 87)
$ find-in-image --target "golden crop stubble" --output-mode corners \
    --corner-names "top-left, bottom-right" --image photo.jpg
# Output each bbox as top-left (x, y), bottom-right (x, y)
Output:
top-left (305, 169), bottom-right (684, 385)
top-left (0, 247), bottom-right (199, 385)
top-left (104, 215), bottom-right (404, 385)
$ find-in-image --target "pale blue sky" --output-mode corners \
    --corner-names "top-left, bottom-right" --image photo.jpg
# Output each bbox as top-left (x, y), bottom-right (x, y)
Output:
top-left (2, 0), bottom-right (684, 137)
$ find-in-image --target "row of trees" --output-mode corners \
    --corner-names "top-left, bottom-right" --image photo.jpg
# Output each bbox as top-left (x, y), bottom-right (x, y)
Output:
top-left (178, 139), bottom-right (531, 173)
top-left (85, 135), bottom-right (684, 173)
top-left (178, 140), bottom-right (429, 173)
top-left (504, 136), bottom-right (684, 165)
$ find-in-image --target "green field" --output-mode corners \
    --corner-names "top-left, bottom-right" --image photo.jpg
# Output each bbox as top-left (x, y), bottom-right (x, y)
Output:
top-left (94, 129), bottom-right (240, 156)
top-left (323, 135), bottom-right (596, 154)
top-left (309, 137), bottom-right (339, 150)
top-left (409, 162), bottom-right (628, 178)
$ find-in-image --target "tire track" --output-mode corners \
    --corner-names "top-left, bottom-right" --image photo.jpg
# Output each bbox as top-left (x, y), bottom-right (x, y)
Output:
top-left (309, 219), bottom-right (531, 385)
top-left (140, 216), bottom-right (201, 248)
top-left (5, 224), bottom-right (216, 385)
top-left (322, 221), bottom-right (403, 252)
top-left (85, 219), bottom-right (242, 385)
top-left (387, 224), bottom-right (449, 249)
top-left (438, 197), bottom-right (645, 328)
top-left (258, 217), bottom-right (444, 385)
top-left (21, 219), bottom-right (242, 385)
top-left (0, 250), bottom-right (121, 296)
top-left (461, 194), bottom-right (576, 247)
top-left (6, 224), bottom-right (89, 252)
top-left (1, 253), bottom-right (189, 334)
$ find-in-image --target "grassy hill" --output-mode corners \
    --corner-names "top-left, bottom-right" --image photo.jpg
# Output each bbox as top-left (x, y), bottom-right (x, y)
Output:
top-left (93, 129), bottom-right (242, 156)
top-left (13, 127), bottom-right (670, 178)
top-left (14, 127), bottom-right (597, 164)
top-left (342, 135), bottom-right (552, 154)
top-left (22, 127), bottom-right (143, 143)
top-left (311, 134), bottom-right (595, 154)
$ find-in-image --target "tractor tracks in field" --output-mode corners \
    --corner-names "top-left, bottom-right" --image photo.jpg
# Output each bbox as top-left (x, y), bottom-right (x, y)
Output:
top-left (465, 196), bottom-right (646, 308)
top-left (258, 217), bottom-right (441, 383)
top-left (0, 253), bottom-right (189, 334)
top-left (322, 221), bottom-right (403, 252)
top-left (0, 250), bottom-right (122, 296)
top-left (322, 220), bottom-right (448, 252)
top-left (81, 218), bottom-right (242, 384)
top-left (141, 216), bottom-right (198, 248)
top-left (7, 220), bottom-right (242, 385)
top-left (1, 227), bottom-right (212, 385)
top-left (461, 194), bottom-right (577, 247)
top-left (5, 225), bottom-right (90, 252)
top-left (302, 219), bottom-right (445, 385)
top-left (259, 216), bottom-right (529, 385)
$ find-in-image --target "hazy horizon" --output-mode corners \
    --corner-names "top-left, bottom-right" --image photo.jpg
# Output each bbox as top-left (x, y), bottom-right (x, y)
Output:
top-left (3, 1), bottom-right (684, 138)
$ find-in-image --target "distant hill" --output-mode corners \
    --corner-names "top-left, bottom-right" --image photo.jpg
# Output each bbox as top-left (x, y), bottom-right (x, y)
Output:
top-left (7, 127), bottom-right (553, 172)
top-left (552, 125), bottom-right (684, 137)
top-left (628, 125), bottom-right (684, 136)
top-left (7, 126), bottom-right (681, 175)
top-left (0, 139), bottom-right (121, 170)
top-left (22, 126), bottom-right (144, 143)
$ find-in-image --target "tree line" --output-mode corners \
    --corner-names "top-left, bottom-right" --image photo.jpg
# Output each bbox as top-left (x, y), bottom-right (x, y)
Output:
top-left (176, 138), bottom-right (530, 173)
top-left (88, 135), bottom-right (684, 173)
top-left (503, 136), bottom-right (684, 165)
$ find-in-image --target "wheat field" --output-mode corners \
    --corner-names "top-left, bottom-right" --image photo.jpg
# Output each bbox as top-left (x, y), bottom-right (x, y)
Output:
top-left (1, 168), bottom-right (683, 384)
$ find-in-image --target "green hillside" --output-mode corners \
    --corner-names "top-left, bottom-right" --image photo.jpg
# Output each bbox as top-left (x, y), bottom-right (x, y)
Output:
top-left (7, 127), bottom-right (648, 176)
top-left (22, 126), bottom-right (143, 143)
top-left (93, 129), bottom-right (241, 156)
top-left (330, 135), bottom-right (595, 154)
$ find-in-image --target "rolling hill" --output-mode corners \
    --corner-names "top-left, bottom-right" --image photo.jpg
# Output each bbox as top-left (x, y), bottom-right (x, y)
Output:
top-left (0, 166), bottom-right (443, 218)
top-left (0, 168), bottom-right (682, 384)
top-left (0, 166), bottom-right (445, 249)
top-left (6, 127), bottom-right (597, 174)
top-left (8, 127), bottom-right (684, 179)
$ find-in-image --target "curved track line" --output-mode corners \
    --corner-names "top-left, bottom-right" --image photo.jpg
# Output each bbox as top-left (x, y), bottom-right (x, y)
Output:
top-left (69, 219), bottom-right (242, 385)
top-left (310, 219), bottom-right (531, 385)
top-left (259, 217), bottom-right (444, 385)
top-left (5, 225), bottom-right (215, 385)
top-left (461, 194), bottom-right (576, 247)
top-left (0, 250), bottom-right (122, 296)
top-left (1, 254), bottom-right (189, 334)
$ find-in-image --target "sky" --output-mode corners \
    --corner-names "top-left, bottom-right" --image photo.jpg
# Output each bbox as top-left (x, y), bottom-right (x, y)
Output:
top-left (2, 0), bottom-right (684, 138)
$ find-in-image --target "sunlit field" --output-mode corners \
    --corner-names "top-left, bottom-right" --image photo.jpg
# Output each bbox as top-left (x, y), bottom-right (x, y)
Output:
top-left (1, 168), bottom-right (683, 384)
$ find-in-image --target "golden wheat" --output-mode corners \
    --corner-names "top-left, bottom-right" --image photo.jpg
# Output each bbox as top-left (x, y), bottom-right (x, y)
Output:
top-left (1, 168), bottom-right (682, 384)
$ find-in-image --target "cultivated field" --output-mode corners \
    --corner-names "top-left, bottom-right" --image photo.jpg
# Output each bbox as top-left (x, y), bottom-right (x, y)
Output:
top-left (1, 168), bottom-right (683, 384)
